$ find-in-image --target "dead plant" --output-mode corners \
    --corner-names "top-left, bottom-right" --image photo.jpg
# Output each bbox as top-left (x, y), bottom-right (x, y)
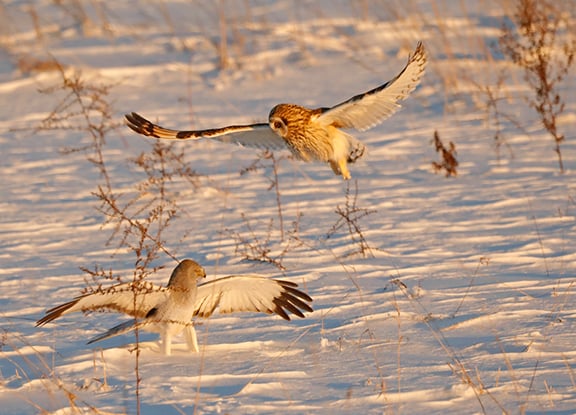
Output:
top-left (469, 72), bottom-right (530, 161)
top-left (499, 0), bottom-right (575, 173)
top-left (241, 149), bottom-right (290, 240)
top-left (226, 212), bottom-right (303, 271)
top-left (92, 140), bottom-right (201, 415)
top-left (32, 63), bottom-right (120, 193)
top-left (32, 67), bottom-right (203, 415)
top-left (390, 278), bottom-right (507, 414)
top-left (1, 330), bottom-right (108, 414)
top-left (431, 130), bottom-right (459, 177)
top-left (325, 180), bottom-right (377, 258)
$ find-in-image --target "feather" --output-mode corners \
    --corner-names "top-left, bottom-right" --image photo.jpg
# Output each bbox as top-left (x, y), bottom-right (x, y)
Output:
top-left (125, 112), bottom-right (287, 150)
top-left (316, 41), bottom-right (427, 131)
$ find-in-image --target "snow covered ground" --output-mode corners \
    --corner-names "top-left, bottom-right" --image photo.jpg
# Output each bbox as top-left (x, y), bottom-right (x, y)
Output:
top-left (1, 1), bottom-right (575, 414)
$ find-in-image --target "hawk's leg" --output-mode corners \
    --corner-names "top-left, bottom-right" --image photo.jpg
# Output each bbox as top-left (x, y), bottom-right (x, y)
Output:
top-left (329, 159), bottom-right (351, 180)
top-left (185, 325), bottom-right (199, 352)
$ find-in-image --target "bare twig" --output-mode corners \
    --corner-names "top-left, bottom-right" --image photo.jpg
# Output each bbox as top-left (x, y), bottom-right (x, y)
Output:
top-left (33, 68), bottom-right (202, 414)
top-left (431, 130), bottom-right (459, 177)
top-left (241, 150), bottom-right (289, 240)
top-left (499, 0), bottom-right (575, 173)
top-left (325, 180), bottom-right (377, 258)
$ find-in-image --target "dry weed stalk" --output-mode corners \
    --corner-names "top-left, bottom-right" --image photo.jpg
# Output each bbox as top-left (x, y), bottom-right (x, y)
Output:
top-left (1, 331), bottom-right (108, 414)
top-left (33, 64), bottom-right (119, 192)
top-left (227, 212), bottom-right (302, 271)
top-left (390, 285), bottom-right (403, 402)
top-left (452, 256), bottom-right (490, 317)
top-left (93, 140), bottom-right (200, 415)
top-left (216, 0), bottom-right (230, 70)
top-left (241, 150), bottom-right (289, 240)
top-left (95, 140), bottom-right (200, 265)
top-left (235, 150), bottom-right (307, 270)
top-left (431, 130), bottom-right (458, 177)
top-left (499, 0), bottom-right (575, 173)
top-left (34, 66), bottom-right (195, 270)
top-left (470, 73), bottom-right (529, 161)
top-left (390, 279), bottom-right (507, 414)
top-left (325, 180), bottom-right (377, 258)
top-left (35, 68), bottom-right (202, 414)
top-left (193, 0), bottom-right (252, 71)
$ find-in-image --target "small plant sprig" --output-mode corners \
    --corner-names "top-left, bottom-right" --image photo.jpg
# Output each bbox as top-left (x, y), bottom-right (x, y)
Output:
top-left (32, 64), bottom-right (120, 193)
top-left (226, 212), bottom-right (303, 271)
top-left (499, 0), bottom-right (575, 173)
top-left (325, 181), bottom-right (377, 258)
top-left (241, 150), bottom-right (290, 240)
top-left (469, 72), bottom-right (528, 161)
top-left (431, 130), bottom-right (458, 177)
top-left (94, 140), bottom-right (200, 266)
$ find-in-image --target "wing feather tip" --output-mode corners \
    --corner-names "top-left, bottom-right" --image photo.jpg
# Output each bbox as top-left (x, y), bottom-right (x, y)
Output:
top-left (124, 112), bottom-right (158, 138)
top-left (272, 283), bottom-right (313, 321)
top-left (36, 299), bottom-right (79, 327)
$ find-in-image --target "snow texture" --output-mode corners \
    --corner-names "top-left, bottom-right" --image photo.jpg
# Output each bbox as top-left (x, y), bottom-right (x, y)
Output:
top-left (1, 1), bottom-right (575, 414)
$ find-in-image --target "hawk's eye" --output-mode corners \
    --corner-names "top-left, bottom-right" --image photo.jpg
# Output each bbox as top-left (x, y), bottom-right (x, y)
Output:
top-left (273, 120), bottom-right (283, 129)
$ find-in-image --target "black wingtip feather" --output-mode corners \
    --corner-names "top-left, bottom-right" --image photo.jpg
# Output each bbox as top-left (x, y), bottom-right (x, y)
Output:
top-left (36, 299), bottom-right (80, 327)
top-left (271, 282), bottom-right (314, 321)
top-left (272, 298), bottom-right (291, 320)
top-left (281, 284), bottom-right (313, 303)
top-left (285, 294), bottom-right (314, 314)
top-left (125, 112), bottom-right (158, 138)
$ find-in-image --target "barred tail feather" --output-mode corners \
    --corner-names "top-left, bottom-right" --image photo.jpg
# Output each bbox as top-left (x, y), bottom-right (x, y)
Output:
top-left (87, 320), bottom-right (137, 344)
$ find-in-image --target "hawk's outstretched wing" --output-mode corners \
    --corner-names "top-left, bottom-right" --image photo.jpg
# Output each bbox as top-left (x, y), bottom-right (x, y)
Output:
top-left (316, 42), bottom-right (426, 132)
top-left (36, 277), bottom-right (312, 326)
top-left (194, 275), bottom-right (313, 320)
top-left (36, 282), bottom-right (169, 326)
top-left (125, 112), bottom-right (287, 151)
